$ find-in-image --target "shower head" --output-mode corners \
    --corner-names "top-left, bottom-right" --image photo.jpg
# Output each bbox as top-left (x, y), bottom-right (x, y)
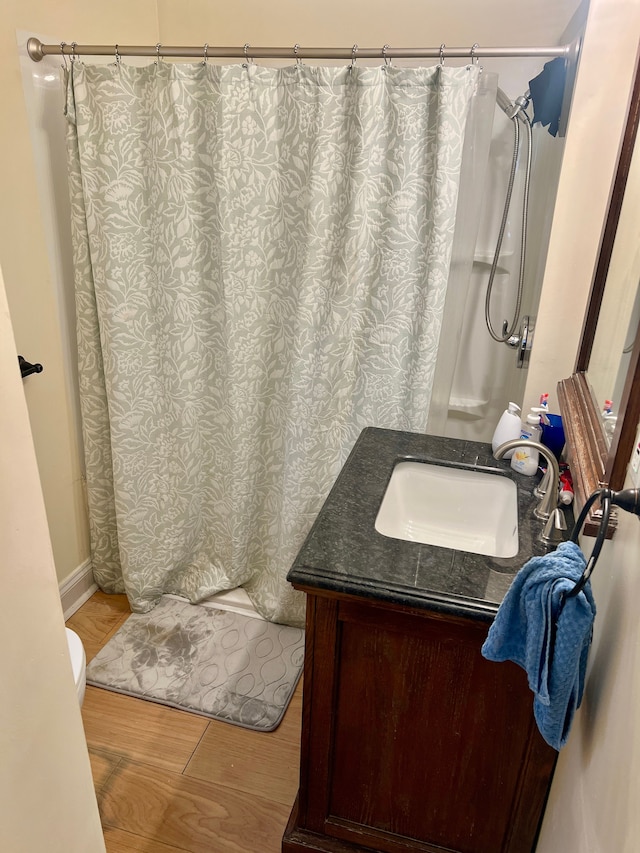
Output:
top-left (496, 87), bottom-right (513, 115)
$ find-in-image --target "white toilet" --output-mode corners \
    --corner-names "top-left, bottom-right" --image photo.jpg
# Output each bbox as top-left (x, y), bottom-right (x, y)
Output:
top-left (65, 627), bottom-right (87, 706)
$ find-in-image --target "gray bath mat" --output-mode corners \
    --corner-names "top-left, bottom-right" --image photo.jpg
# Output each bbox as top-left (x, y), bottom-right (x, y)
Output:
top-left (86, 596), bottom-right (304, 731)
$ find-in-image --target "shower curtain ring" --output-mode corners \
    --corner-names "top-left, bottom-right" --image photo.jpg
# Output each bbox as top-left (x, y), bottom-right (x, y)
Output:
top-left (155, 43), bottom-right (162, 65)
top-left (60, 42), bottom-right (68, 70)
top-left (439, 43), bottom-right (446, 66)
top-left (350, 44), bottom-right (358, 70)
top-left (203, 43), bottom-right (209, 65)
top-left (470, 43), bottom-right (480, 65)
top-left (114, 44), bottom-right (121, 64)
top-left (294, 43), bottom-right (302, 66)
top-left (70, 41), bottom-right (77, 62)
top-left (382, 44), bottom-right (392, 67)
top-left (243, 43), bottom-right (253, 68)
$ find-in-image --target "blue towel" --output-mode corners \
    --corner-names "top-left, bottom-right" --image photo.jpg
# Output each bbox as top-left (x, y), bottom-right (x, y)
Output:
top-left (529, 57), bottom-right (567, 137)
top-left (481, 541), bottom-right (596, 750)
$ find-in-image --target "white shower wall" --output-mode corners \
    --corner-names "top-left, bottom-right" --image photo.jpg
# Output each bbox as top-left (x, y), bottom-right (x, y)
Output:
top-left (444, 104), bottom-right (567, 443)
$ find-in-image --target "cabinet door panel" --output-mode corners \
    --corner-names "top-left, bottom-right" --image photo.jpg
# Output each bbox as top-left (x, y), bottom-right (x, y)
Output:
top-left (289, 593), bottom-right (556, 853)
top-left (327, 602), bottom-right (546, 853)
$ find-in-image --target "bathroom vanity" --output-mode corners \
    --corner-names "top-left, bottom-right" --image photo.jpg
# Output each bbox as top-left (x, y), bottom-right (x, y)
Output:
top-left (282, 428), bottom-right (559, 853)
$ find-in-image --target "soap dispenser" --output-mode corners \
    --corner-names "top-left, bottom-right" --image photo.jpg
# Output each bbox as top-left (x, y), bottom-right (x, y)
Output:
top-left (510, 411), bottom-right (542, 476)
top-left (491, 402), bottom-right (522, 458)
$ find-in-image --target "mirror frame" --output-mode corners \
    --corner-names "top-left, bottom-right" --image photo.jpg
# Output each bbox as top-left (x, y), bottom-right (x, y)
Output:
top-left (558, 51), bottom-right (640, 536)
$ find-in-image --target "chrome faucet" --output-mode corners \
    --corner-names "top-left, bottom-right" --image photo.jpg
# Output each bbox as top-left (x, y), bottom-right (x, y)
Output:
top-left (493, 440), bottom-right (560, 521)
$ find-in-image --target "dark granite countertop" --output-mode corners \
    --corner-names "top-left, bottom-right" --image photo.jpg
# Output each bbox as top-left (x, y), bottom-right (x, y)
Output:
top-left (288, 427), bottom-right (571, 622)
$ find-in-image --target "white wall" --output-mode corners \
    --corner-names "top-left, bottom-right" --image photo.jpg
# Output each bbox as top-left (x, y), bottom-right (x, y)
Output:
top-left (0, 9), bottom-right (157, 848)
top-left (523, 0), bottom-right (640, 415)
top-left (538, 495), bottom-right (640, 852)
top-left (156, 0), bottom-right (578, 61)
top-left (0, 1), bottom-right (159, 586)
top-left (527, 1), bottom-right (640, 850)
top-left (0, 265), bottom-right (104, 852)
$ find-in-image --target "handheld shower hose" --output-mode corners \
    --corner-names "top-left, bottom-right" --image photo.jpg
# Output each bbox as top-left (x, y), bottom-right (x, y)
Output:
top-left (485, 90), bottom-right (533, 344)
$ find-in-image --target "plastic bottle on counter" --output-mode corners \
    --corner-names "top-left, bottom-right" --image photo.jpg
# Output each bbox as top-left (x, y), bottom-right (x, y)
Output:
top-left (491, 402), bottom-right (522, 458)
top-left (510, 411), bottom-right (542, 476)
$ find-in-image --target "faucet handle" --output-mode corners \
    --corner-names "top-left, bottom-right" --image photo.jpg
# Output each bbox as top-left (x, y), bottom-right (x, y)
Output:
top-left (534, 466), bottom-right (551, 499)
top-left (541, 507), bottom-right (567, 545)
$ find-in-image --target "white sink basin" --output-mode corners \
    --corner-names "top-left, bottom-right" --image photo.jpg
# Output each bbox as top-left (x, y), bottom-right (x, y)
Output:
top-left (375, 461), bottom-right (519, 558)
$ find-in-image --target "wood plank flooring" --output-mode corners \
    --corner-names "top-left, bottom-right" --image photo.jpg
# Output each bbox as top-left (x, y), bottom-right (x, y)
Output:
top-left (67, 592), bottom-right (302, 853)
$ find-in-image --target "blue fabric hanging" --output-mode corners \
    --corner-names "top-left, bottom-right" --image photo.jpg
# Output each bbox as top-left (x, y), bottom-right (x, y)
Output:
top-left (529, 57), bottom-right (567, 137)
top-left (481, 541), bottom-right (596, 750)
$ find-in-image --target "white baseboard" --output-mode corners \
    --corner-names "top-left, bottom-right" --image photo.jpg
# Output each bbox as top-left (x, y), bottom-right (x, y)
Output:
top-left (60, 558), bottom-right (98, 620)
top-left (60, 567), bottom-right (261, 622)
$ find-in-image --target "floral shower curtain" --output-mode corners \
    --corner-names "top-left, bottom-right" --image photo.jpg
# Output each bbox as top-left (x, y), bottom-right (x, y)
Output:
top-left (65, 59), bottom-right (480, 627)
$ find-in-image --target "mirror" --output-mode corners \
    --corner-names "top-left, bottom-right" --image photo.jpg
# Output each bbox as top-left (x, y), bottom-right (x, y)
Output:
top-left (588, 136), bottom-right (640, 447)
top-left (558, 52), bottom-right (640, 536)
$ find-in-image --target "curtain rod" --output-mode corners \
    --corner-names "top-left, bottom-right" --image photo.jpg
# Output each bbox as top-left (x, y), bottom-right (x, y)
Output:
top-left (27, 36), bottom-right (577, 64)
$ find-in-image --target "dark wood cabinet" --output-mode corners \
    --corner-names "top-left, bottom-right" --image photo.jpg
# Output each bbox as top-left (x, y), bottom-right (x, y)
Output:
top-left (283, 587), bottom-right (557, 853)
